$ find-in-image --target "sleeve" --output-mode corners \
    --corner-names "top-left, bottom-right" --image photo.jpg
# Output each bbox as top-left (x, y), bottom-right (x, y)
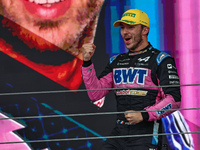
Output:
top-left (144, 56), bottom-right (181, 121)
top-left (81, 60), bottom-right (113, 101)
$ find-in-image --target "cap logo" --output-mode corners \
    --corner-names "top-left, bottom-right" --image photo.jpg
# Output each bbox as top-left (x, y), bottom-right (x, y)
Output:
top-left (122, 13), bottom-right (136, 18)
top-left (121, 20), bottom-right (136, 25)
top-left (140, 20), bottom-right (148, 25)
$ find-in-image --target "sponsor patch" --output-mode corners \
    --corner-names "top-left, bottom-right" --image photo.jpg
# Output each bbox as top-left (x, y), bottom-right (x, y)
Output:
top-left (117, 62), bottom-right (129, 66)
top-left (167, 64), bottom-right (177, 70)
top-left (169, 81), bottom-right (180, 85)
top-left (156, 52), bottom-right (170, 65)
top-left (113, 67), bottom-right (148, 85)
top-left (168, 70), bottom-right (177, 74)
top-left (116, 90), bottom-right (148, 96)
top-left (167, 64), bottom-right (172, 69)
top-left (122, 12), bottom-right (136, 18)
top-left (156, 103), bottom-right (172, 116)
top-left (138, 56), bottom-right (150, 62)
top-left (169, 75), bottom-right (179, 80)
top-left (93, 97), bottom-right (105, 108)
top-left (119, 58), bottom-right (130, 62)
top-left (122, 20), bottom-right (136, 25)
top-left (135, 63), bottom-right (148, 67)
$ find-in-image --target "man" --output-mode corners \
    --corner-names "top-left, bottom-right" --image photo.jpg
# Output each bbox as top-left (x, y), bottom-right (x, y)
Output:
top-left (0, 0), bottom-right (104, 89)
top-left (82, 9), bottom-right (181, 149)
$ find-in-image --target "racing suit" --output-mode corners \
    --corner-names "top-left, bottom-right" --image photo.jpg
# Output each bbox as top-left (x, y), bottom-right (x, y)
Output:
top-left (81, 43), bottom-right (181, 149)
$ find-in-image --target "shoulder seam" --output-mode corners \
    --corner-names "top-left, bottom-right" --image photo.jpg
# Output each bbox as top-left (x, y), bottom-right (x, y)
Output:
top-left (109, 54), bottom-right (120, 64)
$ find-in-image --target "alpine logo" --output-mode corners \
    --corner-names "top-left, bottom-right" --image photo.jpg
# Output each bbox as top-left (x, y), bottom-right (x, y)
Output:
top-left (138, 56), bottom-right (150, 62)
top-left (113, 67), bottom-right (148, 85)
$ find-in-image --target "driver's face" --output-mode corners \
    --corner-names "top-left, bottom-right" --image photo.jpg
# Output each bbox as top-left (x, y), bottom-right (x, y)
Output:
top-left (0, 0), bottom-right (104, 56)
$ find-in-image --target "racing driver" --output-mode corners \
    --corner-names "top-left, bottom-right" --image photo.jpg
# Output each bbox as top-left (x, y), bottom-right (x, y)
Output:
top-left (81, 9), bottom-right (181, 150)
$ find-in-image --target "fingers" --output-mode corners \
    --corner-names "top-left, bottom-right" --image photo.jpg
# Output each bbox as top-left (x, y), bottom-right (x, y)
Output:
top-left (124, 111), bottom-right (143, 124)
top-left (124, 110), bottom-right (134, 118)
top-left (82, 43), bottom-right (96, 61)
top-left (124, 110), bottom-right (134, 123)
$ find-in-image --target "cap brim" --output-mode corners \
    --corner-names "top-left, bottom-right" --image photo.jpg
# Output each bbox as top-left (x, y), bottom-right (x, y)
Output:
top-left (113, 20), bottom-right (123, 27)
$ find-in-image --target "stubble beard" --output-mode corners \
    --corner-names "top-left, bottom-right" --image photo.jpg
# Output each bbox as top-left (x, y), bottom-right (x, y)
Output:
top-left (129, 34), bottom-right (143, 51)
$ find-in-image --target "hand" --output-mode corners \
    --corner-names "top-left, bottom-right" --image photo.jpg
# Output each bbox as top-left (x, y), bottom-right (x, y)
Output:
top-left (124, 110), bottom-right (143, 124)
top-left (82, 43), bottom-right (96, 61)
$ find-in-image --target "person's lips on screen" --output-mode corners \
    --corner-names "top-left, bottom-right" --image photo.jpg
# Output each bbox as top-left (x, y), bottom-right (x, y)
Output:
top-left (23, 0), bottom-right (71, 19)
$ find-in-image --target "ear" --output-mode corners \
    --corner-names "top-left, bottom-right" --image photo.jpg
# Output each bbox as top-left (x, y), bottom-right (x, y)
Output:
top-left (142, 27), bottom-right (149, 35)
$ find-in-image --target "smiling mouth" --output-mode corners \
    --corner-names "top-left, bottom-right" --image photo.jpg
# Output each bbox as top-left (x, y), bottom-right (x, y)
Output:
top-left (24, 0), bottom-right (71, 19)
top-left (125, 37), bottom-right (131, 43)
top-left (27, 0), bottom-right (65, 7)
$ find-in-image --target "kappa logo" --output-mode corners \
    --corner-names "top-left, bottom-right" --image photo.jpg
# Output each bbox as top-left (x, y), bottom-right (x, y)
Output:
top-left (138, 56), bottom-right (150, 62)
top-left (113, 67), bottom-right (148, 85)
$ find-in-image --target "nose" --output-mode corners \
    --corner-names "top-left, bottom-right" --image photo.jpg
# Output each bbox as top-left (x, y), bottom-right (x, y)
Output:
top-left (121, 27), bottom-right (129, 35)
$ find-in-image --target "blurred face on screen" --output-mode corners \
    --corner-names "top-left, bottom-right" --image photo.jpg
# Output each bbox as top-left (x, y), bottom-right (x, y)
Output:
top-left (0, 0), bottom-right (104, 57)
top-left (0, 0), bottom-right (104, 90)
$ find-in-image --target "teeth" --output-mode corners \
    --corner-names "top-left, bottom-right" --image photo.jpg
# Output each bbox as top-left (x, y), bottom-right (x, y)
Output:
top-left (28, 0), bottom-right (64, 5)
top-left (47, 0), bottom-right (56, 3)
top-left (34, 0), bottom-right (40, 4)
top-left (44, 4), bottom-right (52, 7)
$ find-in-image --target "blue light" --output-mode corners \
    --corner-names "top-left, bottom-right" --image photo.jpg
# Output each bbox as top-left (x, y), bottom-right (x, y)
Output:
top-left (130, 0), bottom-right (161, 50)
top-left (86, 141), bottom-right (92, 148)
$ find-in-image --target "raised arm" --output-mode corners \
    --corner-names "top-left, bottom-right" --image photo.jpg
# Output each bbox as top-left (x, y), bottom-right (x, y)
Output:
top-left (81, 43), bottom-right (113, 101)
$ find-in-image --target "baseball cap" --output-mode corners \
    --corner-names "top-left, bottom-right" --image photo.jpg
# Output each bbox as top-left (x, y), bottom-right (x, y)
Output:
top-left (113, 9), bottom-right (150, 28)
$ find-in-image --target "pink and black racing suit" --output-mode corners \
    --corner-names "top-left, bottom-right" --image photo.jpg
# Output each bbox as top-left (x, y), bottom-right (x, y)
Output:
top-left (81, 43), bottom-right (181, 149)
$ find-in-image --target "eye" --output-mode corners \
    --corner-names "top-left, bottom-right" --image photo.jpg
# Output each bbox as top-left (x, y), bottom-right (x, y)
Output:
top-left (129, 26), bottom-right (134, 29)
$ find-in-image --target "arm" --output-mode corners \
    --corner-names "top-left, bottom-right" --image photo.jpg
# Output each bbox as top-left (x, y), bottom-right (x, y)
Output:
top-left (144, 57), bottom-right (181, 121)
top-left (81, 43), bottom-right (113, 101)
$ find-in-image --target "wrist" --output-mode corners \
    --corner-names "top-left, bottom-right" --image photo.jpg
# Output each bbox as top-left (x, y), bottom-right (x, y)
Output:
top-left (141, 111), bottom-right (149, 121)
top-left (82, 60), bottom-right (92, 67)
